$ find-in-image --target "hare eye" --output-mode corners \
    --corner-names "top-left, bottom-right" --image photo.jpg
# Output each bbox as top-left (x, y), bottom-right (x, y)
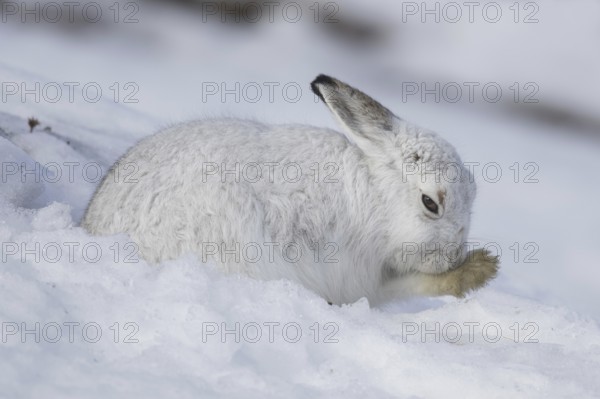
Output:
top-left (421, 194), bottom-right (439, 214)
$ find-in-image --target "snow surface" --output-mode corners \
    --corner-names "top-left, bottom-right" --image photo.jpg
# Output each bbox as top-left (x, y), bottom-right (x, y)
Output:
top-left (1, 1), bottom-right (599, 397)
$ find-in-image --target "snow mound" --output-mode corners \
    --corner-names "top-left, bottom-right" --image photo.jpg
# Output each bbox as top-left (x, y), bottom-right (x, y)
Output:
top-left (0, 136), bottom-right (46, 208)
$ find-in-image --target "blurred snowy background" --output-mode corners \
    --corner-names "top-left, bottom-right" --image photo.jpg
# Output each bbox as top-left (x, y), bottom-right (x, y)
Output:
top-left (1, 0), bottom-right (599, 397)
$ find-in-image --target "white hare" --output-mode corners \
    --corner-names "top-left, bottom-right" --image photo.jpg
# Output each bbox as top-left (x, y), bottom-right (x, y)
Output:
top-left (83, 75), bottom-right (498, 305)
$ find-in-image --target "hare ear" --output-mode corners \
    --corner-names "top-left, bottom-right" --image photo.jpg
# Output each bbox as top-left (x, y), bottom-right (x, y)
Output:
top-left (311, 74), bottom-right (397, 146)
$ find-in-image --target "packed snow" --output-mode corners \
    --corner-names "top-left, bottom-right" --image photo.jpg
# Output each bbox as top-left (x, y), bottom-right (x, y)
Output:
top-left (1, 0), bottom-right (599, 397)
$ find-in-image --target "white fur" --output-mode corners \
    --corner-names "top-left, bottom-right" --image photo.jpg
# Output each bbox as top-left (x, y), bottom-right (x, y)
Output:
top-left (83, 75), bottom-right (482, 305)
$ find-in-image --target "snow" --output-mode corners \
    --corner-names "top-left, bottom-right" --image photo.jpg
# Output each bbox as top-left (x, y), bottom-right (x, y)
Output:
top-left (1, 0), bottom-right (599, 397)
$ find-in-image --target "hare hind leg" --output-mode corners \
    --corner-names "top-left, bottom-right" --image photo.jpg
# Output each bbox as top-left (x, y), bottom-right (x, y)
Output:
top-left (380, 249), bottom-right (499, 302)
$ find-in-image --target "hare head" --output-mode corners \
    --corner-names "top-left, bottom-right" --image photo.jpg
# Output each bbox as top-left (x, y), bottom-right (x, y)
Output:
top-left (311, 75), bottom-right (476, 274)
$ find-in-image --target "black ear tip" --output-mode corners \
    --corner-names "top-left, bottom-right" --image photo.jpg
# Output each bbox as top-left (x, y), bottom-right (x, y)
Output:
top-left (311, 74), bottom-right (336, 101)
top-left (312, 74), bottom-right (336, 87)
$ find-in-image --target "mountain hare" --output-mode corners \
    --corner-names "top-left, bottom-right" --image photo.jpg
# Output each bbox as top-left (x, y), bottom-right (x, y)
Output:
top-left (83, 75), bottom-right (498, 305)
